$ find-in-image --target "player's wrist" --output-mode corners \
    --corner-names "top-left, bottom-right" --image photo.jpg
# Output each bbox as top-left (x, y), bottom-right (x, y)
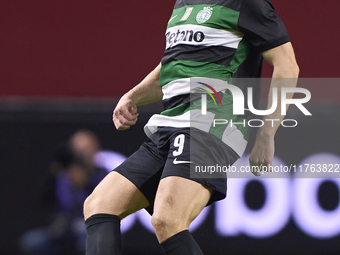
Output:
top-left (256, 129), bottom-right (276, 141)
top-left (121, 91), bottom-right (139, 105)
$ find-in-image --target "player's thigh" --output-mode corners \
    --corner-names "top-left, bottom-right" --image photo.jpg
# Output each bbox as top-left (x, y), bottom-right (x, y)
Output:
top-left (153, 176), bottom-right (212, 229)
top-left (84, 171), bottom-right (150, 220)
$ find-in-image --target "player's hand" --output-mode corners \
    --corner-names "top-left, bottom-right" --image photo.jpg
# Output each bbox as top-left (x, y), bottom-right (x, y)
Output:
top-left (249, 135), bottom-right (275, 176)
top-left (112, 95), bottom-right (139, 130)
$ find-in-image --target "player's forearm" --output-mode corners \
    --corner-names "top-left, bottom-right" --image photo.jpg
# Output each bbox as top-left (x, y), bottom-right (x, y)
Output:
top-left (257, 63), bottom-right (300, 138)
top-left (123, 63), bottom-right (163, 106)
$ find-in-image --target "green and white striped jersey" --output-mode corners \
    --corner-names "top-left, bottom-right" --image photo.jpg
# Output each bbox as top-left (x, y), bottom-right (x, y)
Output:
top-left (144, 0), bottom-right (290, 156)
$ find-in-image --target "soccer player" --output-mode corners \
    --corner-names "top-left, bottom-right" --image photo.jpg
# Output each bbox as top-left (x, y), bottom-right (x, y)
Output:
top-left (83, 0), bottom-right (299, 254)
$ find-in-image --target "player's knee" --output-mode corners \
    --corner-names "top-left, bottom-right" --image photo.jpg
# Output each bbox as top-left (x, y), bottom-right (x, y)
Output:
top-left (83, 192), bottom-right (109, 220)
top-left (151, 213), bottom-right (185, 234)
top-left (151, 214), bottom-right (166, 231)
top-left (83, 194), bottom-right (97, 220)
top-left (84, 189), bottom-right (135, 220)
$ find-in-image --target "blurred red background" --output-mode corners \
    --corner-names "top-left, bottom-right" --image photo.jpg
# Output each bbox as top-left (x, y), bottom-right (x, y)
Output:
top-left (0, 0), bottom-right (339, 98)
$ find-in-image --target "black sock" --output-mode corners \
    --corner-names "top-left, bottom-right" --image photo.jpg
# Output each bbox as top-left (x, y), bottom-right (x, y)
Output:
top-left (160, 230), bottom-right (203, 255)
top-left (85, 214), bottom-right (121, 255)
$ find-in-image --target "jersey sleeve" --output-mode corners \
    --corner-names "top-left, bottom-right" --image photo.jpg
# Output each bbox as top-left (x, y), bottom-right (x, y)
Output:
top-left (238, 0), bottom-right (290, 52)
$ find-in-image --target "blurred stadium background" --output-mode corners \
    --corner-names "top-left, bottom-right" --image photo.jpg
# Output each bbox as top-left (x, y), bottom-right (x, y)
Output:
top-left (0, 0), bottom-right (339, 254)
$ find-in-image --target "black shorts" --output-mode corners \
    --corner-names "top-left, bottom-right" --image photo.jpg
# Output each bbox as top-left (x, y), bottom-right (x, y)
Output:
top-left (114, 127), bottom-right (239, 214)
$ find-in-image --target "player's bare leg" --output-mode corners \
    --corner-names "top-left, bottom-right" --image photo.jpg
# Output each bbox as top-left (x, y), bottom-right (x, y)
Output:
top-left (84, 171), bottom-right (149, 219)
top-left (83, 171), bottom-right (149, 255)
top-left (151, 176), bottom-right (212, 254)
